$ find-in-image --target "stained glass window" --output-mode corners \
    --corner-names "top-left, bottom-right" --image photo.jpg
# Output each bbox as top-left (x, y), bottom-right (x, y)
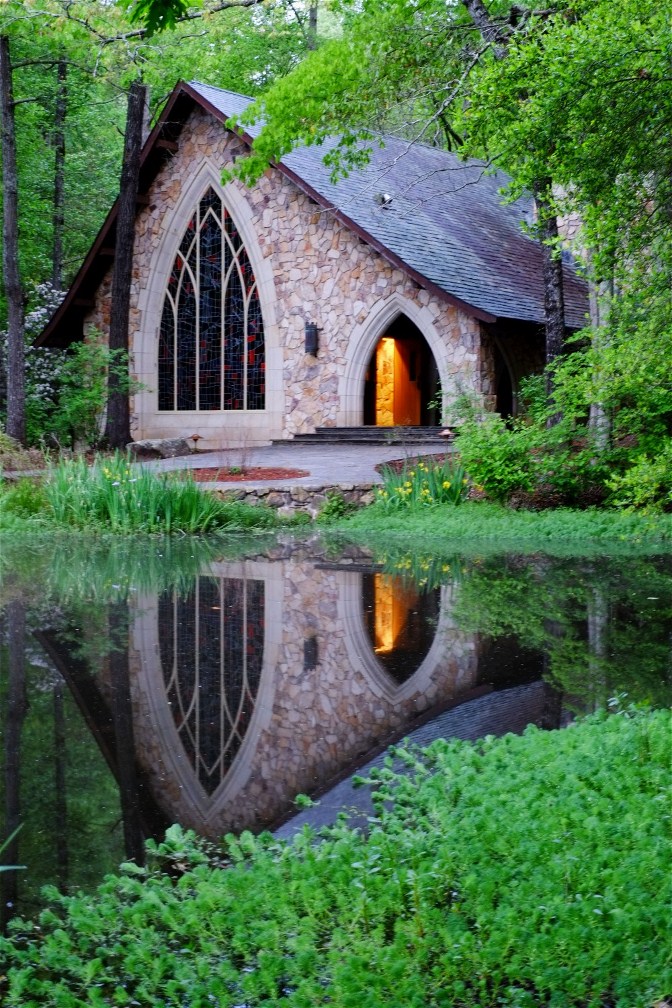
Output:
top-left (158, 188), bottom-right (265, 411)
top-left (159, 576), bottom-right (265, 795)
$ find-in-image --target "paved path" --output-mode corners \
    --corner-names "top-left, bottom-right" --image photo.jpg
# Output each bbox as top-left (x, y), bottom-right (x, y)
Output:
top-left (146, 440), bottom-right (453, 490)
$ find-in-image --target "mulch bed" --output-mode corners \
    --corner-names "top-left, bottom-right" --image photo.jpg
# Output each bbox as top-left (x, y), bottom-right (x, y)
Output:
top-left (190, 466), bottom-right (309, 482)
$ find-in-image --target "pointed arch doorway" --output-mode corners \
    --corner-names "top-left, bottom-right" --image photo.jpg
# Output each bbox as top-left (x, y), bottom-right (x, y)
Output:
top-left (363, 316), bottom-right (440, 426)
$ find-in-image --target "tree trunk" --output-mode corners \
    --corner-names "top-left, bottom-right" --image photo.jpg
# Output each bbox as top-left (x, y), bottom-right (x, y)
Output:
top-left (108, 603), bottom-right (145, 864)
top-left (460, 0), bottom-right (510, 59)
top-left (104, 80), bottom-right (146, 449)
top-left (587, 269), bottom-right (612, 450)
top-left (0, 36), bottom-right (25, 444)
top-left (458, 4), bottom-right (568, 404)
top-left (53, 680), bottom-right (69, 892)
top-left (52, 56), bottom-right (67, 291)
top-left (534, 182), bottom-right (566, 410)
top-left (306, 1), bottom-right (318, 50)
top-left (2, 600), bottom-right (28, 929)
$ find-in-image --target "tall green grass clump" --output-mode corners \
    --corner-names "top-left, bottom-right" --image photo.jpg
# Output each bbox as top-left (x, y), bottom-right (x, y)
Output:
top-left (42, 453), bottom-right (277, 534)
top-left (1, 707), bottom-right (668, 1007)
top-left (376, 457), bottom-right (468, 511)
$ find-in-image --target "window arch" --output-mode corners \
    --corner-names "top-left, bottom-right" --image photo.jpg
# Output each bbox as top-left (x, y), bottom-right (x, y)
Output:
top-left (158, 187), bottom-right (265, 411)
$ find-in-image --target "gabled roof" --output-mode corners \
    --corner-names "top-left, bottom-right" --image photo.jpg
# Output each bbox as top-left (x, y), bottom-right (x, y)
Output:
top-left (39, 80), bottom-right (588, 347)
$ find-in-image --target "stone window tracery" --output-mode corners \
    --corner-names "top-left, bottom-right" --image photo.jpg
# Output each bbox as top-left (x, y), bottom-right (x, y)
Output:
top-left (158, 187), bottom-right (265, 411)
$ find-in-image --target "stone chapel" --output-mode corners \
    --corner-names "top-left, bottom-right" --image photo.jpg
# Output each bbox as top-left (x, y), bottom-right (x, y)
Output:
top-left (40, 80), bottom-right (588, 449)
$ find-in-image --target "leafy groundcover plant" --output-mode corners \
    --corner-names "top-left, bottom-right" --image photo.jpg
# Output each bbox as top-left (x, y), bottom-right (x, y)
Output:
top-left (1, 708), bottom-right (669, 1007)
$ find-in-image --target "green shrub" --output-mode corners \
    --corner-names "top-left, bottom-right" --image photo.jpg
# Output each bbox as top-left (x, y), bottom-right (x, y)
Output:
top-left (606, 442), bottom-right (672, 511)
top-left (0, 709), bottom-right (669, 1007)
top-left (376, 457), bottom-right (468, 511)
top-left (1, 475), bottom-right (48, 516)
top-left (47, 339), bottom-right (139, 449)
top-left (454, 414), bottom-right (537, 502)
top-left (1, 477), bottom-right (49, 517)
top-left (42, 453), bottom-right (278, 534)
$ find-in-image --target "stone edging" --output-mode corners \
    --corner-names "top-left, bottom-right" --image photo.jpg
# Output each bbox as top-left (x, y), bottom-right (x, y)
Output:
top-left (211, 483), bottom-right (377, 517)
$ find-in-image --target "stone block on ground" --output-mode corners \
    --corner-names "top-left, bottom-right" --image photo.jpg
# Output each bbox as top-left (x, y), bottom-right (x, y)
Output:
top-left (127, 438), bottom-right (193, 459)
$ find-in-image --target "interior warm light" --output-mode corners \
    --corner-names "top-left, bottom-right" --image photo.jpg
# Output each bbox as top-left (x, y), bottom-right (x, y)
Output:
top-left (372, 574), bottom-right (419, 654)
top-left (375, 338), bottom-right (395, 426)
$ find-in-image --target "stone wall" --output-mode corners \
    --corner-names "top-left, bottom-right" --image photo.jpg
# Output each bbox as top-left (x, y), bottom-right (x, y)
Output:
top-left (86, 106), bottom-right (485, 448)
top-left (214, 482), bottom-right (376, 518)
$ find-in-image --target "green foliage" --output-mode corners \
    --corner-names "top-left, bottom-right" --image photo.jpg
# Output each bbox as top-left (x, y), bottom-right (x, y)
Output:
top-left (121, 0), bottom-right (190, 35)
top-left (463, 0), bottom-right (672, 273)
top-left (454, 415), bottom-right (537, 503)
top-left (41, 452), bottom-right (279, 534)
top-left (606, 443), bottom-right (672, 513)
top-left (0, 478), bottom-right (49, 518)
top-left (1, 709), bottom-right (669, 1006)
top-left (453, 319), bottom-right (671, 508)
top-left (317, 490), bottom-right (357, 523)
top-left (375, 457), bottom-right (468, 512)
top-left (51, 340), bottom-right (136, 449)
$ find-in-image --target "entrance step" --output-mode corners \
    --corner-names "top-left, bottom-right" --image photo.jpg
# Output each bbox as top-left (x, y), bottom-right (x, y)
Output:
top-left (275, 426), bottom-right (452, 446)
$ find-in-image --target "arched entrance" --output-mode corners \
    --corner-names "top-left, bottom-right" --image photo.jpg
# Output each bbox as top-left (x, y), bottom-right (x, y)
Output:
top-left (363, 316), bottom-right (440, 426)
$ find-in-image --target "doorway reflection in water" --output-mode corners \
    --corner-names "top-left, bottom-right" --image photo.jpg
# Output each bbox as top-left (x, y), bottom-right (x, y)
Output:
top-left (362, 572), bottom-right (440, 685)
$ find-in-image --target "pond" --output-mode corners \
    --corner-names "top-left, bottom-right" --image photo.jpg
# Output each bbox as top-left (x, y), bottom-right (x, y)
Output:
top-left (1, 531), bottom-right (670, 924)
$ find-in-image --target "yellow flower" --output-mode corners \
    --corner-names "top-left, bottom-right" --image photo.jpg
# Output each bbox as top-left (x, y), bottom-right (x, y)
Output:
top-left (442, 481), bottom-right (451, 489)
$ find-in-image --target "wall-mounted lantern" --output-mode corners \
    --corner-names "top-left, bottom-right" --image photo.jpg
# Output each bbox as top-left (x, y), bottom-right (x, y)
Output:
top-left (304, 321), bottom-right (321, 356)
top-left (303, 635), bottom-right (319, 671)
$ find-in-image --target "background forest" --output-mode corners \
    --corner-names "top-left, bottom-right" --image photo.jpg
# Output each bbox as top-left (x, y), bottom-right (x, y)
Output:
top-left (1, 0), bottom-right (671, 508)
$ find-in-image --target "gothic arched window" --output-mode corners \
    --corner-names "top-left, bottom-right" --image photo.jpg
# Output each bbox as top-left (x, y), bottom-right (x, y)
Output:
top-left (158, 187), bottom-right (265, 411)
top-left (159, 576), bottom-right (265, 795)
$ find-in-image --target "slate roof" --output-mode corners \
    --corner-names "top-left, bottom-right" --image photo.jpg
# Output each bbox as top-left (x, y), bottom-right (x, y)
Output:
top-left (192, 82), bottom-right (588, 328)
top-left (39, 80), bottom-right (588, 347)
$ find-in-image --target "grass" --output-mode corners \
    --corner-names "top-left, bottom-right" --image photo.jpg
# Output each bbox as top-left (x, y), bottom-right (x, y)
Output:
top-left (334, 500), bottom-right (672, 554)
top-left (0, 452), bottom-right (280, 535)
top-left (0, 707), bottom-right (669, 1007)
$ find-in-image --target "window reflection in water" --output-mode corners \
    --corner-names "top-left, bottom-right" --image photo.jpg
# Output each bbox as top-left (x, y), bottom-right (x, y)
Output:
top-left (362, 573), bottom-right (440, 685)
top-left (158, 577), bottom-right (264, 795)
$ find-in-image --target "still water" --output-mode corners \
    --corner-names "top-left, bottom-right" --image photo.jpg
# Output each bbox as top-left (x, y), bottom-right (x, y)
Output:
top-left (1, 532), bottom-right (670, 922)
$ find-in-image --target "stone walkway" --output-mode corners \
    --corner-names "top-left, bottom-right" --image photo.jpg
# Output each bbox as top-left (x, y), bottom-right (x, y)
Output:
top-left (145, 440), bottom-right (452, 491)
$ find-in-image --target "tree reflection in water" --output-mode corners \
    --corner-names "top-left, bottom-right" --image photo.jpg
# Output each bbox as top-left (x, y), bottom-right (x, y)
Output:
top-left (0, 537), bottom-right (669, 923)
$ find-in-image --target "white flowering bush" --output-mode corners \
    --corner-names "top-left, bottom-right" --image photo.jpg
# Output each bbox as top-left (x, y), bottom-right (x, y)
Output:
top-left (0, 285), bottom-right (135, 448)
top-left (0, 284), bottom-right (67, 444)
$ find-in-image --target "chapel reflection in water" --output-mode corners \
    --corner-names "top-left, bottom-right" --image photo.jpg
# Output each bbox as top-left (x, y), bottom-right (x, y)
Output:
top-left (125, 555), bottom-right (545, 841)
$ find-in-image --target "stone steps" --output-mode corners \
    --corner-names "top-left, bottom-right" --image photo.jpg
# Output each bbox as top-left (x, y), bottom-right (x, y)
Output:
top-left (277, 426), bottom-right (451, 446)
